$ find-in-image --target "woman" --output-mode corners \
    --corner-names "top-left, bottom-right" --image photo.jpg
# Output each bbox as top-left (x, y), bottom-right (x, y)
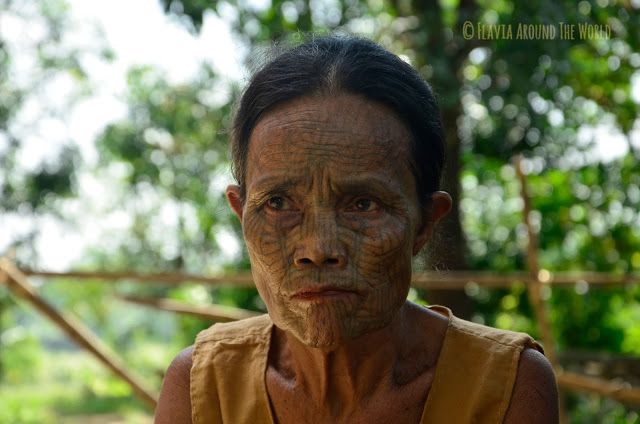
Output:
top-left (155, 35), bottom-right (558, 423)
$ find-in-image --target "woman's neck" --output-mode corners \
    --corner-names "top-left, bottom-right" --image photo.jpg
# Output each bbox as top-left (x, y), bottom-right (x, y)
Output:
top-left (270, 302), bottom-right (429, 412)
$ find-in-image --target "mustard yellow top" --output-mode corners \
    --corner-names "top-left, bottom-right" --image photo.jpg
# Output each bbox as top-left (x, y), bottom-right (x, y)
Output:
top-left (190, 305), bottom-right (544, 423)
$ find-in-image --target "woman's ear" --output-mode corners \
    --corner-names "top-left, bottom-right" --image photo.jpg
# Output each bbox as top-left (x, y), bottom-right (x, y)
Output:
top-left (226, 185), bottom-right (244, 221)
top-left (412, 191), bottom-right (452, 256)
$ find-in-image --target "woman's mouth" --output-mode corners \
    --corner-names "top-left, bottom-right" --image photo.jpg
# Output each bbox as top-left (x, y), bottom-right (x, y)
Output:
top-left (291, 287), bottom-right (359, 301)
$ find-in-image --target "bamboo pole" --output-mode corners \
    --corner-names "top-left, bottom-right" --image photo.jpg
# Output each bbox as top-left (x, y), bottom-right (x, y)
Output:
top-left (557, 371), bottom-right (640, 406)
top-left (0, 267), bottom-right (7, 381)
top-left (115, 294), bottom-right (261, 322)
top-left (515, 156), bottom-right (568, 423)
top-left (20, 268), bottom-right (640, 288)
top-left (21, 269), bottom-right (255, 286)
top-left (515, 157), bottom-right (560, 366)
top-left (0, 258), bottom-right (158, 409)
top-left (412, 271), bottom-right (640, 287)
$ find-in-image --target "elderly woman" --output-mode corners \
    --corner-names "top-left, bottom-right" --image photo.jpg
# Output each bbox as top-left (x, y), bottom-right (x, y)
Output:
top-left (155, 36), bottom-right (558, 423)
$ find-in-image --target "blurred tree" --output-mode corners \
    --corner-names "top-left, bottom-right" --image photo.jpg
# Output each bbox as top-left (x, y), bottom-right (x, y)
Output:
top-left (0, 0), bottom-right (112, 262)
top-left (95, 65), bottom-right (239, 274)
top-left (90, 64), bottom-right (248, 344)
top-left (0, 0), bottom-right (108, 383)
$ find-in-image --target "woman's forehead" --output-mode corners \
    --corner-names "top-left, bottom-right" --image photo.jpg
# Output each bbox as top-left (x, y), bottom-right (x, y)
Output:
top-left (246, 94), bottom-right (413, 173)
top-left (252, 94), bottom-right (411, 139)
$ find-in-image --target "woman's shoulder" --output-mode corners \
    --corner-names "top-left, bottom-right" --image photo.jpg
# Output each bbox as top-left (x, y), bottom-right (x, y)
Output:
top-left (419, 304), bottom-right (557, 422)
top-left (450, 309), bottom-right (558, 422)
top-left (443, 306), bottom-right (545, 354)
top-left (154, 346), bottom-right (194, 424)
top-left (504, 347), bottom-right (559, 422)
top-left (194, 313), bottom-right (272, 345)
top-left (154, 315), bottom-right (273, 423)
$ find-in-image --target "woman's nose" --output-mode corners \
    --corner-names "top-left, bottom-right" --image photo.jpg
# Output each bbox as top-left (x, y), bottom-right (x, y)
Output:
top-left (294, 249), bottom-right (347, 268)
top-left (293, 210), bottom-right (347, 269)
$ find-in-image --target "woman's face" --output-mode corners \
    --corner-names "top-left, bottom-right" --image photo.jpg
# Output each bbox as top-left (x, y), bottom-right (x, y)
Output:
top-left (228, 94), bottom-right (430, 349)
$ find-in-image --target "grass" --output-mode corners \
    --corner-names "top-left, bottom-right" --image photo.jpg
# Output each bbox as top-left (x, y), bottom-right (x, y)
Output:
top-left (0, 348), bottom-right (157, 424)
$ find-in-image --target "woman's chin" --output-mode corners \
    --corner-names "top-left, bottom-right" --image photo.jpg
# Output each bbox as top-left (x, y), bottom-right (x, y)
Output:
top-left (290, 322), bottom-right (348, 350)
top-left (283, 318), bottom-right (389, 351)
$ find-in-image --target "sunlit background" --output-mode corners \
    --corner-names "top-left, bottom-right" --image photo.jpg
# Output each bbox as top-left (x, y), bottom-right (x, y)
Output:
top-left (1, 0), bottom-right (640, 422)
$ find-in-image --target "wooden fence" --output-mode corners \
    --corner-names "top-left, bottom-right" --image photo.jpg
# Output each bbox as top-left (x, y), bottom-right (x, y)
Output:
top-left (1, 156), bottom-right (639, 422)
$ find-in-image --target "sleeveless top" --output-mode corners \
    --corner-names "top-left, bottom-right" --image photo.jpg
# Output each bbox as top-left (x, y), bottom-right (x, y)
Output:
top-left (190, 304), bottom-right (544, 424)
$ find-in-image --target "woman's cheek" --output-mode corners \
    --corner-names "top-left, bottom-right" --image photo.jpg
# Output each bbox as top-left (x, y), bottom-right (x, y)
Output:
top-left (244, 212), bottom-right (281, 270)
top-left (353, 217), bottom-right (414, 283)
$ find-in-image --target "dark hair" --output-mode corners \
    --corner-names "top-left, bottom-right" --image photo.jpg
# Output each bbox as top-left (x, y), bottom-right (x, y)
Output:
top-left (231, 35), bottom-right (445, 210)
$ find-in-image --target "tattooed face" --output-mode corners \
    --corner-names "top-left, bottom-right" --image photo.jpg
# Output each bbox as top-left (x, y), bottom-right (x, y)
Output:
top-left (231, 94), bottom-right (427, 349)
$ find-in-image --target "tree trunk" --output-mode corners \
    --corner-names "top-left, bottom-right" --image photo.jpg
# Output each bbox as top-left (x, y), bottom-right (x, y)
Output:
top-left (402, 0), bottom-right (479, 319)
top-left (423, 105), bottom-right (474, 319)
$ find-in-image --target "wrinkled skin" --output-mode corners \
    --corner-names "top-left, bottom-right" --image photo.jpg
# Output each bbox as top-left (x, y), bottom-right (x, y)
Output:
top-left (227, 93), bottom-right (436, 349)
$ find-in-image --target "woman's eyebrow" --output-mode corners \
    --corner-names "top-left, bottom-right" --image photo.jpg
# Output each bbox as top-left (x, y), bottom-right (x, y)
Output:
top-left (248, 174), bottom-right (406, 199)
top-left (249, 175), bottom-right (302, 195)
top-left (334, 176), bottom-right (405, 197)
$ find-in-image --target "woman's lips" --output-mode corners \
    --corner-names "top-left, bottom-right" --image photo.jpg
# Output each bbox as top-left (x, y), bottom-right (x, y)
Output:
top-left (291, 287), bottom-right (359, 300)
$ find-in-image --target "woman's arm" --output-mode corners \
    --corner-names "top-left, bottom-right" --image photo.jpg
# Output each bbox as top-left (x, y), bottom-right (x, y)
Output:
top-left (154, 346), bottom-right (194, 424)
top-left (504, 347), bottom-right (559, 423)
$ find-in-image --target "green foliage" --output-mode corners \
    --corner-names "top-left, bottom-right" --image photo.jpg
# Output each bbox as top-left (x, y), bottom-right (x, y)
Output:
top-left (458, 148), bottom-right (640, 351)
top-left (0, 352), bottom-right (152, 423)
top-left (0, 390), bottom-right (58, 424)
top-left (566, 393), bottom-right (640, 424)
top-left (0, 0), bottom-right (104, 264)
top-left (94, 65), bottom-right (240, 273)
top-left (0, 330), bottom-right (44, 385)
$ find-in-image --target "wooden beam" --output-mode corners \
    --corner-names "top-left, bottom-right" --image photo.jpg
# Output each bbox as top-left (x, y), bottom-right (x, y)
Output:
top-left (515, 157), bottom-right (560, 366)
top-left (557, 371), bottom-right (640, 406)
top-left (412, 271), bottom-right (640, 287)
top-left (0, 258), bottom-right (158, 409)
top-left (515, 156), bottom-right (568, 423)
top-left (19, 269), bottom-right (640, 288)
top-left (115, 294), bottom-right (261, 322)
top-left (21, 269), bottom-right (255, 286)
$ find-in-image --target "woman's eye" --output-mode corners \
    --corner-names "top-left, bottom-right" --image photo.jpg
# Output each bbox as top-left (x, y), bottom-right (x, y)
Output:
top-left (266, 196), bottom-right (287, 211)
top-left (352, 198), bottom-right (379, 212)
